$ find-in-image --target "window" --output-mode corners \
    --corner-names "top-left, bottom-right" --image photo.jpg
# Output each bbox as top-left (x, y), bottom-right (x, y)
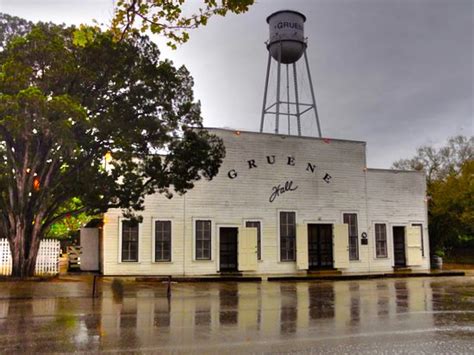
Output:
top-left (343, 213), bottom-right (358, 260)
top-left (121, 220), bottom-right (139, 262)
top-left (155, 220), bottom-right (171, 262)
top-left (245, 221), bottom-right (262, 260)
top-left (412, 223), bottom-right (424, 257)
top-left (280, 212), bottom-right (296, 261)
top-left (195, 220), bottom-right (211, 260)
top-left (375, 223), bottom-right (387, 258)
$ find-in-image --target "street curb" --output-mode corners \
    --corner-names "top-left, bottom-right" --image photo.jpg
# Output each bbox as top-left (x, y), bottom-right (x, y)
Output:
top-left (267, 271), bottom-right (466, 281)
top-left (122, 271), bottom-right (465, 283)
top-left (0, 271), bottom-right (465, 283)
top-left (134, 276), bottom-right (262, 282)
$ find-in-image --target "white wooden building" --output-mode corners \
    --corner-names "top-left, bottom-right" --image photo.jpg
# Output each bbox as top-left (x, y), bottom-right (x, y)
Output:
top-left (101, 128), bottom-right (430, 276)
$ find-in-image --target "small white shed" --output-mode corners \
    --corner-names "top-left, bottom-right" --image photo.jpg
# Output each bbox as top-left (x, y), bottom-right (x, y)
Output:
top-left (79, 227), bottom-right (100, 271)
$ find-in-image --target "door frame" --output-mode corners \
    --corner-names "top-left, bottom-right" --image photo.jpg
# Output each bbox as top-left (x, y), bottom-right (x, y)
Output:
top-left (392, 225), bottom-right (407, 268)
top-left (217, 224), bottom-right (239, 272)
top-left (307, 223), bottom-right (334, 270)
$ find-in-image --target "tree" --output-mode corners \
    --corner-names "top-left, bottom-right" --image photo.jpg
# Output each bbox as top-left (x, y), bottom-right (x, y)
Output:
top-left (111, 0), bottom-right (254, 47)
top-left (0, 20), bottom-right (225, 277)
top-left (0, 13), bottom-right (32, 50)
top-left (46, 198), bottom-right (95, 239)
top-left (429, 160), bottom-right (473, 252)
top-left (392, 136), bottom-right (473, 253)
top-left (392, 135), bottom-right (473, 183)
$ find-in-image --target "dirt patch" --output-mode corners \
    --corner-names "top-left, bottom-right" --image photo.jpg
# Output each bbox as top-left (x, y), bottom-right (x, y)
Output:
top-left (443, 263), bottom-right (474, 270)
top-left (0, 276), bottom-right (59, 282)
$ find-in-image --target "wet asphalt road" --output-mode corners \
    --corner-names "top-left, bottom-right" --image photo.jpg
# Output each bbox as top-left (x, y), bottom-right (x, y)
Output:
top-left (0, 276), bottom-right (473, 353)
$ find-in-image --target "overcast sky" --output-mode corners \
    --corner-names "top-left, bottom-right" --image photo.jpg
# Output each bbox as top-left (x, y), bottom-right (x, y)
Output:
top-left (1, 0), bottom-right (472, 168)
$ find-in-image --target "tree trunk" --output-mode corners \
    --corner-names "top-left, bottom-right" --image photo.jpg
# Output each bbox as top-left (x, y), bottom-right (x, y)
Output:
top-left (9, 225), bottom-right (41, 278)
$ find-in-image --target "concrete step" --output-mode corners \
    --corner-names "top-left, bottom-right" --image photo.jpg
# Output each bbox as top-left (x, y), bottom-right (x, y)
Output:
top-left (393, 267), bottom-right (413, 272)
top-left (307, 269), bottom-right (342, 275)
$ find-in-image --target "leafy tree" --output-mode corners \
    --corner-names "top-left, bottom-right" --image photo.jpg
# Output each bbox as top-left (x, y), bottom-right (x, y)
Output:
top-left (0, 13), bottom-right (32, 50)
top-left (392, 135), bottom-right (473, 183)
top-left (46, 198), bottom-right (95, 239)
top-left (429, 160), bottom-right (473, 252)
top-left (111, 0), bottom-right (255, 47)
top-left (0, 20), bottom-right (225, 277)
top-left (392, 135), bottom-right (473, 253)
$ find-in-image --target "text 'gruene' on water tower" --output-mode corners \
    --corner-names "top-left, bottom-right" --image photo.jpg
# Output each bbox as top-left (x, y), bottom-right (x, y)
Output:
top-left (260, 10), bottom-right (322, 137)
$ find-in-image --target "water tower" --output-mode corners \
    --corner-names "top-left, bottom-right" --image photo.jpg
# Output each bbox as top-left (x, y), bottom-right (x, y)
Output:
top-left (260, 10), bottom-right (322, 137)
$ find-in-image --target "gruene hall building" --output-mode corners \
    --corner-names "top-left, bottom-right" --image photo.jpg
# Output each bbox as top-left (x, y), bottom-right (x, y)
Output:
top-left (101, 128), bottom-right (430, 276)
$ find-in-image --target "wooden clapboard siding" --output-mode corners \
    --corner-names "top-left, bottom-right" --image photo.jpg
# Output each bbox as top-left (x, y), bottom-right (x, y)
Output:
top-left (366, 169), bottom-right (430, 270)
top-left (102, 128), bottom-right (429, 275)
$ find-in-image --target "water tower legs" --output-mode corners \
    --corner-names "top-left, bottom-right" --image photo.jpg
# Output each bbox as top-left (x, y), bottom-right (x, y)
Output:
top-left (259, 47), bottom-right (322, 138)
top-left (293, 63), bottom-right (302, 136)
top-left (275, 42), bottom-right (282, 134)
top-left (260, 52), bottom-right (272, 134)
top-left (303, 49), bottom-right (322, 138)
top-left (286, 64), bottom-right (291, 135)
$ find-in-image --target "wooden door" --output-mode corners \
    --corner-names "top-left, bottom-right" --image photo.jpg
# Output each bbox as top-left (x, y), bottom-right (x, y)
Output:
top-left (308, 224), bottom-right (334, 269)
top-left (393, 226), bottom-right (406, 267)
top-left (220, 227), bottom-right (238, 271)
top-left (238, 227), bottom-right (258, 271)
top-left (333, 224), bottom-right (349, 269)
top-left (406, 226), bottom-right (423, 266)
top-left (296, 224), bottom-right (309, 270)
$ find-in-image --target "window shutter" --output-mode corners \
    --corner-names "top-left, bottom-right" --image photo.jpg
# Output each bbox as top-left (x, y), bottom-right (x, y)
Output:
top-left (406, 226), bottom-right (423, 266)
top-left (296, 224), bottom-right (308, 270)
top-left (238, 227), bottom-right (258, 271)
top-left (333, 224), bottom-right (350, 269)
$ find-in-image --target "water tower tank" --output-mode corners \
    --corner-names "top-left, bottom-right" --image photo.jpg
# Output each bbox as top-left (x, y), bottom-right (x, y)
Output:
top-left (267, 10), bottom-right (306, 64)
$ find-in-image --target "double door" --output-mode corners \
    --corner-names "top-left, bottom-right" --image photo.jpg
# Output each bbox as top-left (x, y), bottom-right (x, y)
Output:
top-left (308, 224), bottom-right (333, 269)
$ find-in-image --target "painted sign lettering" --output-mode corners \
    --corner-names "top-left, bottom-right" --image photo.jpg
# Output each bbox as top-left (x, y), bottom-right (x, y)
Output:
top-left (306, 163), bottom-right (316, 173)
top-left (227, 155), bottom-right (332, 184)
top-left (269, 180), bottom-right (298, 203)
top-left (248, 159), bottom-right (257, 169)
top-left (228, 169), bottom-right (238, 179)
top-left (276, 22), bottom-right (303, 31)
top-left (323, 173), bottom-right (332, 183)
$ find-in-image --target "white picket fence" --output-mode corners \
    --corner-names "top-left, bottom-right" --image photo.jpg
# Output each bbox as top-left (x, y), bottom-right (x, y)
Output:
top-left (0, 239), bottom-right (10, 276)
top-left (0, 238), bottom-right (60, 276)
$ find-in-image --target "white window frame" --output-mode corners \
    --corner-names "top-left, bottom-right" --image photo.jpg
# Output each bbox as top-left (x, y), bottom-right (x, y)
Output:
top-left (192, 218), bottom-right (214, 261)
top-left (277, 210), bottom-right (298, 262)
top-left (243, 219), bottom-right (263, 261)
top-left (373, 222), bottom-right (389, 259)
top-left (341, 211), bottom-right (360, 261)
top-left (118, 217), bottom-right (141, 263)
top-left (151, 218), bottom-right (173, 263)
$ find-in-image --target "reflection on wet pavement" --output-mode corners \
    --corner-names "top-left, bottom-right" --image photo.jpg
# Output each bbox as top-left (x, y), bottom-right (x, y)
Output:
top-left (0, 277), bottom-right (473, 353)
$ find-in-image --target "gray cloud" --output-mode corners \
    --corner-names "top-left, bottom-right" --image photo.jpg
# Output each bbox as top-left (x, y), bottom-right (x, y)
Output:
top-left (2, 0), bottom-right (473, 168)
